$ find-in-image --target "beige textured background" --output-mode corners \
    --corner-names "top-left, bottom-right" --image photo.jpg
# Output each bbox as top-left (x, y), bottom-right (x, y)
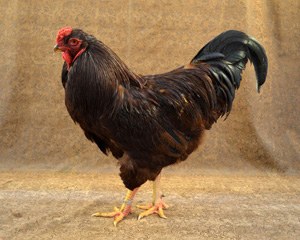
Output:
top-left (0, 0), bottom-right (299, 173)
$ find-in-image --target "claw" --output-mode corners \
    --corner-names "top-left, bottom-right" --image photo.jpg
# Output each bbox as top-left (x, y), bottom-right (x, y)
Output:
top-left (137, 214), bottom-right (143, 220)
top-left (92, 212), bottom-right (100, 217)
top-left (113, 212), bottom-right (124, 227)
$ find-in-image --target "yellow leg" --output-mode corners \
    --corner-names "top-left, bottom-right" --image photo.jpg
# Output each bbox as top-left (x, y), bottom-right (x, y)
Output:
top-left (137, 173), bottom-right (169, 220)
top-left (92, 188), bottom-right (139, 226)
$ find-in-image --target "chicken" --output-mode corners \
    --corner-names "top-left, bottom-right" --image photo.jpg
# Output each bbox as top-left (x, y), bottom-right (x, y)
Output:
top-left (54, 27), bottom-right (268, 226)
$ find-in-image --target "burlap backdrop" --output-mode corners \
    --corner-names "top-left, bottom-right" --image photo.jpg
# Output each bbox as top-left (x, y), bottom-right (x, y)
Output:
top-left (0, 0), bottom-right (299, 173)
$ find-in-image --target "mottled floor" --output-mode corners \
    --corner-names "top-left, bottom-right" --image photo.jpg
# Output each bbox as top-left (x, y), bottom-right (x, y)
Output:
top-left (0, 171), bottom-right (299, 240)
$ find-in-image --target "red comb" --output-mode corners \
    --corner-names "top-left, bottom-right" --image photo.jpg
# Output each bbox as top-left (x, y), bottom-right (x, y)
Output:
top-left (56, 26), bottom-right (73, 42)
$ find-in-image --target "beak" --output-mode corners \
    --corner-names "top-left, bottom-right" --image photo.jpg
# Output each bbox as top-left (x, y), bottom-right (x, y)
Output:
top-left (53, 44), bottom-right (62, 53)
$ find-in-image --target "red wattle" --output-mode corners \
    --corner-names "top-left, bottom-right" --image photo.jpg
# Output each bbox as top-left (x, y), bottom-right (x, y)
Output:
top-left (62, 52), bottom-right (72, 70)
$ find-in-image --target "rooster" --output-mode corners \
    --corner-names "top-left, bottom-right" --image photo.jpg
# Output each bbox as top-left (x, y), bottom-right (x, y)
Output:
top-left (54, 27), bottom-right (268, 226)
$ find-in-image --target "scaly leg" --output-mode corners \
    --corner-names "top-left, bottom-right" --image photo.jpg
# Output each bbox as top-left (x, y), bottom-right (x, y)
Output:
top-left (92, 188), bottom-right (139, 226)
top-left (137, 173), bottom-right (169, 220)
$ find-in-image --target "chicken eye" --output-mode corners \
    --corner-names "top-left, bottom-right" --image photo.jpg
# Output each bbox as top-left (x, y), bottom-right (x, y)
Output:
top-left (68, 38), bottom-right (79, 46)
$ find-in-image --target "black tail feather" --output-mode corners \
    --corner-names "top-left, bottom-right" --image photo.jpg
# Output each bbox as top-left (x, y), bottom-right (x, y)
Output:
top-left (246, 36), bottom-right (268, 92)
top-left (191, 30), bottom-right (268, 115)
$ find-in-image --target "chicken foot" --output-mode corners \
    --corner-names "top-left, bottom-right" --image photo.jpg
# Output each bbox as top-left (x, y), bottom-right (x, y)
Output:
top-left (92, 187), bottom-right (139, 226)
top-left (137, 173), bottom-right (169, 220)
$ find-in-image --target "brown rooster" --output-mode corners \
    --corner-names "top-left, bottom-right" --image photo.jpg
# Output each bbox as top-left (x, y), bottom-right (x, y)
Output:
top-left (54, 27), bottom-right (268, 226)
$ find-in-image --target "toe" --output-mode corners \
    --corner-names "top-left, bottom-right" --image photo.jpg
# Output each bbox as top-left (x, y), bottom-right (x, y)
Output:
top-left (136, 203), bottom-right (153, 210)
top-left (113, 212), bottom-right (124, 227)
top-left (158, 206), bottom-right (167, 219)
top-left (92, 206), bottom-right (121, 217)
top-left (92, 211), bottom-right (118, 217)
top-left (137, 201), bottom-right (169, 220)
top-left (138, 206), bottom-right (156, 220)
top-left (162, 202), bottom-right (169, 209)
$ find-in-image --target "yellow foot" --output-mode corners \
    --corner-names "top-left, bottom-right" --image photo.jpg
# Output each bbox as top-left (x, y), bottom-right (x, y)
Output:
top-left (92, 206), bottom-right (131, 226)
top-left (137, 200), bottom-right (169, 220)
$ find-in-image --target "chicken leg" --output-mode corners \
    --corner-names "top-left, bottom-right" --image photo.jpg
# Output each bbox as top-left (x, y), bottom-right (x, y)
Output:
top-left (92, 187), bottom-right (139, 226)
top-left (137, 173), bottom-right (169, 220)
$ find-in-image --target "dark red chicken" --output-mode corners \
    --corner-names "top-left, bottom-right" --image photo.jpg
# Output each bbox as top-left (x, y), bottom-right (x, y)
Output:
top-left (54, 27), bottom-right (268, 225)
